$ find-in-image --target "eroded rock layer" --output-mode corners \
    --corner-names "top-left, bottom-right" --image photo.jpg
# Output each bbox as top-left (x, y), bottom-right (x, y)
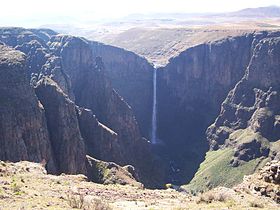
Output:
top-left (0, 28), bottom-right (163, 188)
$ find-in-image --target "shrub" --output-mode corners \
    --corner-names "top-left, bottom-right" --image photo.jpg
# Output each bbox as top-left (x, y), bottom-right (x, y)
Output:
top-left (196, 190), bottom-right (230, 204)
top-left (249, 200), bottom-right (264, 208)
top-left (84, 198), bottom-right (112, 210)
top-left (66, 191), bottom-right (85, 209)
top-left (66, 190), bottom-right (112, 210)
top-left (10, 178), bottom-right (23, 195)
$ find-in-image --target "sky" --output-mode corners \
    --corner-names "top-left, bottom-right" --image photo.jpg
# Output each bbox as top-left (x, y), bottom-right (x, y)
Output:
top-left (1, 0), bottom-right (280, 27)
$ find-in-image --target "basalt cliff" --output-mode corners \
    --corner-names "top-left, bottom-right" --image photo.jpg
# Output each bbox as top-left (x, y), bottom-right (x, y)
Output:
top-left (0, 27), bottom-right (280, 190)
top-left (0, 28), bottom-right (163, 188)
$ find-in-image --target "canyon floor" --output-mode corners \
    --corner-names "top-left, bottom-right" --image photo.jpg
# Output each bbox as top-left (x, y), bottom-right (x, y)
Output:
top-left (0, 161), bottom-right (279, 210)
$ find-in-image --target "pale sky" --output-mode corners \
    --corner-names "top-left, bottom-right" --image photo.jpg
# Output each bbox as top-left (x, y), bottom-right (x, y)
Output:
top-left (1, 0), bottom-right (280, 27)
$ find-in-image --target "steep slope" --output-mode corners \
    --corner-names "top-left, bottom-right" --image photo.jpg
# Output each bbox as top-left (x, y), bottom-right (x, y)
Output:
top-left (77, 107), bottom-right (123, 163)
top-left (0, 44), bottom-right (56, 173)
top-left (90, 42), bottom-right (154, 139)
top-left (157, 34), bottom-right (256, 184)
top-left (48, 36), bottom-right (142, 163)
top-left (0, 28), bottom-right (163, 187)
top-left (0, 41), bottom-right (94, 176)
top-left (187, 32), bottom-right (280, 192)
top-left (35, 78), bottom-right (86, 174)
top-left (2, 26), bottom-right (280, 191)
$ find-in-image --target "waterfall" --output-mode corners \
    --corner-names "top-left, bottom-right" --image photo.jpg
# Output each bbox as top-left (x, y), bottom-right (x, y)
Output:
top-left (151, 68), bottom-right (157, 144)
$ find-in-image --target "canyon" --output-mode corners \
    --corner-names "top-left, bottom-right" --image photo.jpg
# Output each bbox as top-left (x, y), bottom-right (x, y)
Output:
top-left (0, 26), bottom-right (280, 196)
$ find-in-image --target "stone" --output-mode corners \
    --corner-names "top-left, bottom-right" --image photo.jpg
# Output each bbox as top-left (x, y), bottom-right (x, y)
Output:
top-left (0, 45), bottom-right (56, 173)
top-left (35, 78), bottom-right (86, 174)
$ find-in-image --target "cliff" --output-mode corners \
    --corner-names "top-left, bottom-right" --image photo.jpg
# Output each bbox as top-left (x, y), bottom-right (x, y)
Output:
top-left (0, 28), bottom-right (163, 188)
top-left (35, 78), bottom-right (86, 174)
top-left (207, 32), bottom-right (280, 160)
top-left (77, 107), bottom-right (124, 163)
top-left (157, 34), bottom-right (256, 183)
top-left (0, 44), bottom-right (56, 173)
top-left (90, 42), bottom-right (154, 139)
top-left (1, 26), bottom-right (280, 190)
top-left (186, 32), bottom-right (280, 192)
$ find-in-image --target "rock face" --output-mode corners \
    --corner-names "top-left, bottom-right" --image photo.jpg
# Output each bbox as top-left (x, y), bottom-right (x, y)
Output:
top-left (49, 36), bottom-right (142, 148)
top-left (86, 155), bottom-right (143, 188)
top-left (49, 36), bottom-right (166, 187)
top-left (157, 34), bottom-right (256, 183)
top-left (90, 42), bottom-right (154, 139)
top-left (185, 32), bottom-right (280, 191)
top-left (0, 28), bottom-right (163, 188)
top-left (77, 107), bottom-right (123, 163)
top-left (35, 78), bottom-right (86, 174)
top-left (207, 32), bottom-right (280, 165)
top-left (237, 160), bottom-right (280, 203)
top-left (2, 26), bottom-right (280, 189)
top-left (0, 44), bottom-right (56, 173)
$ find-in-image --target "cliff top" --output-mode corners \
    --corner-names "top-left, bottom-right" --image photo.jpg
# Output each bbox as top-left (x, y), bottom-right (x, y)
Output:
top-left (0, 45), bottom-right (25, 67)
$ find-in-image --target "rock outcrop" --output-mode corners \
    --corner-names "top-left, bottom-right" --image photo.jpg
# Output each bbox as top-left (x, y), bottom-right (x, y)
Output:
top-left (90, 42), bottom-right (154, 139)
top-left (186, 32), bottom-right (280, 191)
top-left (236, 160), bottom-right (280, 203)
top-left (0, 28), bottom-right (163, 188)
top-left (86, 156), bottom-right (143, 188)
top-left (49, 36), bottom-right (142, 149)
top-left (0, 44), bottom-right (56, 173)
top-left (77, 107), bottom-right (123, 163)
top-left (35, 78), bottom-right (86, 174)
top-left (157, 34), bottom-right (256, 183)
top-left (207, 33), bottom-right (280, 166)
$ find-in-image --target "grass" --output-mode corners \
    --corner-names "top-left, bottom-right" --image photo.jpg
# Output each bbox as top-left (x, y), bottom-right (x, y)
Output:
top-left (66, 190), bottom-right (112, 210)
top-left (1, 161), bottom-right (279, 210)
top-left (249, 199), bottom-right (265, 208)
top-left (229, 128), bottom-right (270, 148)
top-left (66, 191), bottom-right (85, 209)
top-left (10, 177), bottom-right (24, 195)
top-left (93, 161), bottom-right (112, 183)
top-left (184, 148), bottom-right (267, 193)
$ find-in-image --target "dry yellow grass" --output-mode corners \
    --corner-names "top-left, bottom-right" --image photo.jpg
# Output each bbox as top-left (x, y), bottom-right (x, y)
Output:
top-left (0, 161), bottom-right (279, 210)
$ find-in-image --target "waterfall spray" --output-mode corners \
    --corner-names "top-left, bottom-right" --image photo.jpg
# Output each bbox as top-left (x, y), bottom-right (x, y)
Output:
top-left (151, 68), bottom-right (157, 144)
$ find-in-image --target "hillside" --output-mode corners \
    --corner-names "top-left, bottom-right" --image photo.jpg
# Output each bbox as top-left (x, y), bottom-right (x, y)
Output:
top-left (0, 161), bottom-right (279, 209)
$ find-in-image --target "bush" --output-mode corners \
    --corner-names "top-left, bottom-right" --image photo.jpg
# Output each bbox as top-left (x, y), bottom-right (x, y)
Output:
top-left (66, 192), bottom-right (85, 209)
top-left (249, 200), bottom-right (264, 208)
top-left (10, 178), bottom-right (23, 195)
top-left (84, 198), bottom-right (112, 210)
top-left (196, 190), bottom-right (230, 204)
top-left (66, 190), bottom-right (112, 210)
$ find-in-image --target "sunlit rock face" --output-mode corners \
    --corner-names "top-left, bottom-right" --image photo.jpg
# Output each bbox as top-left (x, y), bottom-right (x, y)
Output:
top-left (207, 33), bottom-right (280, 165)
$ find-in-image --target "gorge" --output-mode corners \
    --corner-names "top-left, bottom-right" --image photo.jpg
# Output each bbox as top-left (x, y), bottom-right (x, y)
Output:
top-left (0, 27), bottom-right (280, 192)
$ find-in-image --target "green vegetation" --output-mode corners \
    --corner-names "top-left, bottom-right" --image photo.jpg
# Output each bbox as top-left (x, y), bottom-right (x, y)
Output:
top-left (10, 177), bottom-right (24, 195)
top-left (184, 148), bottom-right (267, 194)
top-left (95, 161), bottom-right (111, 181)
top-left (66, 191), bottom-right (112, 210)
top-left (229, 128), bottom-right (270, 148)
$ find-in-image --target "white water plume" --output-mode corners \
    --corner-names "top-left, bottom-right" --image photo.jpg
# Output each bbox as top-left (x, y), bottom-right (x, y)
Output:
top-left (151, 68), bottom-right (157, 144)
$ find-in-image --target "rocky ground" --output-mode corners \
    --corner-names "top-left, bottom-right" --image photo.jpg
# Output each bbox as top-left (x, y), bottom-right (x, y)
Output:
top-left (0, 161), bottom-right (279, 210)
